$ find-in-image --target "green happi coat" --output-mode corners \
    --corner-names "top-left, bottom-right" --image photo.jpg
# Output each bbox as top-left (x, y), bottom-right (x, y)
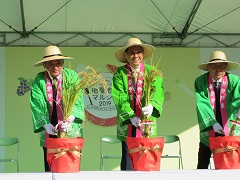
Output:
top-left (195, 72), bottom-right (240, 146)
top-left (112, 64), bottom-right (165, 141)
top-left (30, 68), bottom-right (85, 146)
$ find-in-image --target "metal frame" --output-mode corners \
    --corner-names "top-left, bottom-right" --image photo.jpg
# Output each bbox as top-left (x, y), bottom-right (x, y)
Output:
top-left (161, 135), bottom-right (184, 169)
top-left (0, 137), bottom-right (20, 172)
top-left (100, 135), bottom-right (121, 171)
top-left (1, 31), bottom-right (240, 47)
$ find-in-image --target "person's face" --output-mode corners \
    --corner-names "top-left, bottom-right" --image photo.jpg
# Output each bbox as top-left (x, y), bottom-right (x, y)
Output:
top-left (125, 46), bottom-right (144, 69)
top-left (207, 62), bottom-right (227, 80)
top-left (43, 59), bottom-right (64, 77)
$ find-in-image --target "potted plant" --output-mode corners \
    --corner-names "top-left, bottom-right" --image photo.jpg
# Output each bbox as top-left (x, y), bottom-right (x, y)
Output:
top-left (209, 119), bottom-right (240, 169)
top-left (125, 58), bottom-right (165, 171)
top-left (46, 65), bottom-right (108, 173)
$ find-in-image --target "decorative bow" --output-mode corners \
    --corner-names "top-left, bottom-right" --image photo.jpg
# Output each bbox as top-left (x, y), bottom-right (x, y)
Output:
top-left (47, 146), bottom-right (82, 159)
top-left (211, 145), bottom-right (240, 159)
top-left (128, 145), bottom-right (163, 165)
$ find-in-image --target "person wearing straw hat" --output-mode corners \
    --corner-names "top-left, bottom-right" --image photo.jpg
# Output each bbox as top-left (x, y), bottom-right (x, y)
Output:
top-left (195, 50), bottom-right (240, 169)
top-left (30, 45), bottom-right (85, 172)
top-left (112, 38), bottom-right (165, 170)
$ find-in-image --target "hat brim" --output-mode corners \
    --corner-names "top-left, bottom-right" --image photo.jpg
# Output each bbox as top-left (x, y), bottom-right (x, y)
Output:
top-left (114, 44), bottom-right (155, 63)
top-left (198, 60), bottom-right (240, 71)
top-left (33, 55), bottom-right (74, 67)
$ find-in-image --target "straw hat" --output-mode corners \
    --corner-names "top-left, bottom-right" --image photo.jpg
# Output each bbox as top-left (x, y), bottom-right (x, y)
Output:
top-left (114, 38), bottom-right (155, 63)
top-left (198, 51), bottom-right (239, 71)
top-left (33, 45), bottom-right (74, 67)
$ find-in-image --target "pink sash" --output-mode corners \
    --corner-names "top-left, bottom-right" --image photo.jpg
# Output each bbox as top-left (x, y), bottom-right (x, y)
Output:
top-left (126, 63), bottom-right (144, 138)
top-left (208, 74), bottom-right (229, 137)
top-left (45, 72), bottom-right (64, 136)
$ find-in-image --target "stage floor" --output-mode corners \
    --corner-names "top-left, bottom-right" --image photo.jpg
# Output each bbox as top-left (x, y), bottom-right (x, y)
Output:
top-left (1, 170), bottom-right (240, 180)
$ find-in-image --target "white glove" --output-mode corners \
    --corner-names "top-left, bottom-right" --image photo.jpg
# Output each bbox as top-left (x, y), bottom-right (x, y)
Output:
top-left (66, 115), bottom-right (75, 122)
top-left (61, 121), bottom-right (72, 130)
top-left (142, 103), bottom-right (153, 118)
top-left (236, 110), bottom-right (240, 119)
top-left (44, 123), bottom-right (55, 135)
top-left (130, 117), bottom-right (141, 127)
top-left (212, 123), bottom-right (223, 134)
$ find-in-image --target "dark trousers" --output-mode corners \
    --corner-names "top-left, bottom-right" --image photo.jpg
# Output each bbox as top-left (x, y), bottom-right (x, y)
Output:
top-left (197, 142), bottom-right (212, 169)
top-left (43, 93), bottom-right (58, 172)
top-left (121, 141), bottom-right (133, 170)
top-left (43, 147), bottom-right (50, 172)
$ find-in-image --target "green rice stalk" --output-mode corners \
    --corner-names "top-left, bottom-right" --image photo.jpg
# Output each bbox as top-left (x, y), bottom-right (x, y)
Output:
top-left (57, 65), bottom-right (108, 138)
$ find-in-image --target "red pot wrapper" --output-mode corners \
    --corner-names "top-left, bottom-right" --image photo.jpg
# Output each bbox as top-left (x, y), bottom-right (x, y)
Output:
top-left (126, 137), bottom-right (164, 171)
top-left (46, 137), bottom-right (84, 173)
top-left (209, 136), bottom-right (240, 169)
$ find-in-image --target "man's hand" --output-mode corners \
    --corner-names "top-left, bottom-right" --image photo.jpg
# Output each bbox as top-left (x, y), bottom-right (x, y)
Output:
top-left (60, 115), bottom-right (75, 131)
top-left (43, 123), bottom-right (55, 135)
top-left (130, 117), bottom-right (141, 127)
top-left (142, 103), bottom-right (153, 118)
top-left (61, 121), bottom-right (72, 130)
top-left (66, 115), bottom-right (75, 122)
top-left (235, 110), bottom-right (240, 120)
top-left (212, 123), bottom-right (223, 134)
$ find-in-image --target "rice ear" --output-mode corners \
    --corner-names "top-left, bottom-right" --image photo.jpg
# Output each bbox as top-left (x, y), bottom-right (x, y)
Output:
top-left (61, 66), bottom-right (108, 120)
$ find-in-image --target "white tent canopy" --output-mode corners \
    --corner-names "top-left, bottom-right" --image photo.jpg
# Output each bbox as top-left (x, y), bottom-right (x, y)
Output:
top-left (1, 0), bottom-right (240, 47)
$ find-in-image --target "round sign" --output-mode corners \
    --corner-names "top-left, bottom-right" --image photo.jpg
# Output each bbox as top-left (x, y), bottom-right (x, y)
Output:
top-left (84, 72), bottom-right (117, 126)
